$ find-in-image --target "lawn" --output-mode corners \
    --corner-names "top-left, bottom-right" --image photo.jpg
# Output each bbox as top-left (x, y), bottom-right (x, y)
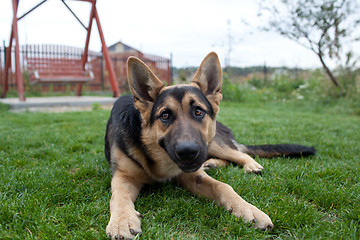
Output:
top-left (0, 99), bottom-right (359, 239)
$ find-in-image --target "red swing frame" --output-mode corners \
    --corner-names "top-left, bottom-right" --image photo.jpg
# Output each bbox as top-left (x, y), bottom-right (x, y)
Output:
top-left (1, 0), bottom-right (121, 101)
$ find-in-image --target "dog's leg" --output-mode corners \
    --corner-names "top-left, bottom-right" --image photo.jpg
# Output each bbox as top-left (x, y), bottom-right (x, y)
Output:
top-left (209, 141), bottom-right (264, 173)
top-left (202, 158), bottom-right (229, 170)
top-left (106, 169), bottom-right (143, 239)
top-left (177, 170), bottom-right (273, 230)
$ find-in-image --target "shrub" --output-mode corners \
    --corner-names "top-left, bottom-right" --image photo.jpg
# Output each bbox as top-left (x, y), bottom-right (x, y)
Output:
top-left (221, 75), bottom-right (245, 102)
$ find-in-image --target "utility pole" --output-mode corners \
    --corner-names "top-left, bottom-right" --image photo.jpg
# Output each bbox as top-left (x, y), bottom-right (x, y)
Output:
top-left (263, 61), bottom-right (267, 83)
top-left (224, 19), bottom-right (233, 78)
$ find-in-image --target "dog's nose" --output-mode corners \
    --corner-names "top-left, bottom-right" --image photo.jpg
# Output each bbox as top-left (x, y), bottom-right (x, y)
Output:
top-left (175, 141), bottom-right (199, 161)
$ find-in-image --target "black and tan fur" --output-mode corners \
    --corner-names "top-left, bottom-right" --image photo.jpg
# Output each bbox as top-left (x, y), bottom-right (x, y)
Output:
top-left (104, 52), bottom-right (315, 239)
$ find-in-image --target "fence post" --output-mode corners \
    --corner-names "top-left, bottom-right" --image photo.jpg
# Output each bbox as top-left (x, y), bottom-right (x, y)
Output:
top-left (100, 56), bottom-right (104, 91)
top-left (170, 53), bottom-right (173, 85)
top-left (2, 34), bottom-right (13, 99)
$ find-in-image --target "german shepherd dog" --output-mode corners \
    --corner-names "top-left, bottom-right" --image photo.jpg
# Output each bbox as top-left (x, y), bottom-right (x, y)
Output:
top-left (104, 52), bottom-right (315, 239)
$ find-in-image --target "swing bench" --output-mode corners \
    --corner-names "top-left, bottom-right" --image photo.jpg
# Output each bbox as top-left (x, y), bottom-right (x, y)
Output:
top-left (27, 57), bottom-right (94, 84)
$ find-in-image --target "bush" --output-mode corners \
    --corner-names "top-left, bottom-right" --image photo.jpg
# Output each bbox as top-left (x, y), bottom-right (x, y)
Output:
top-left (247, 76), bottom-right (265, 89)
top-left (221, 76), bottom-right (245, 102)
top-left (272, 73), bottom-right (304, 94)
top-left (223, 68), bottom-right (360, 115)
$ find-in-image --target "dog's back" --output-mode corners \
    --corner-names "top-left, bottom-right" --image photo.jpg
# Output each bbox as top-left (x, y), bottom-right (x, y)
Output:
top-left (105, 95), bottom-right (142, 164)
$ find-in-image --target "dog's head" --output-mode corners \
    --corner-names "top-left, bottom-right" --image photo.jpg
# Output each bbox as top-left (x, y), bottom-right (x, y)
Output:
top-left (127, 52), bottom-right (222, 173)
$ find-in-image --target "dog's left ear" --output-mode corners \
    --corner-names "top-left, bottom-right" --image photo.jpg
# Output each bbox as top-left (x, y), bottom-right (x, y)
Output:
top-left (127, 57), bottom-right (164, 113)
top-left (192, 52), bottom-right (222, 114)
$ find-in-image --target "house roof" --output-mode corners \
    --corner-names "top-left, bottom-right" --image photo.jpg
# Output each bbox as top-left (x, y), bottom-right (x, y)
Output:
top-left (108, 41), bottom-right (141, 53)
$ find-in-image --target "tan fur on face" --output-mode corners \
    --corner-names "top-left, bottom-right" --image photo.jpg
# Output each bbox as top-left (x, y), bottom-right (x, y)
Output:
top-left (138, 89), bottom-right (218, 180)
top-left (181, 92), bottom-right (217, 145)
top-left (153, 90), bottom-right (216, 140)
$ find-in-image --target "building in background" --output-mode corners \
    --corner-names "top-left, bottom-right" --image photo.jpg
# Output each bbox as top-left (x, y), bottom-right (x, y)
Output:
top-left (108, 41), bottom-right (172, 87)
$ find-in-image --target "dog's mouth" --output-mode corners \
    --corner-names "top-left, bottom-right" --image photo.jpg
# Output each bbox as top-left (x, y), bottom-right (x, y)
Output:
top-left (175, 160), bottom-right (203, 173)
top-left (172, 142), bottom-right (207, 173)
top-left (159, 138), bottom-right (207, 173)
top-left (174, 151), bottom-right (200, 165)
top-left (173, 150), bottom-right (206, 173)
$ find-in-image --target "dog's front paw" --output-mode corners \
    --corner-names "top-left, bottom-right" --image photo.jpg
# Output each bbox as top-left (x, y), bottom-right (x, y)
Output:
top-left (106, 211), bottom-right (142, 239)
top-left (202, 158), bottom-right (229, 170)
top-left (243, 161), bottom-right (264, 174)
top-left (232, 203), bottom-right (273, 230)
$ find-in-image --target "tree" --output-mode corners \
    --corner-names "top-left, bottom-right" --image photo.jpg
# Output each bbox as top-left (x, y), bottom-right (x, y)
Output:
top-left (259, 0), bottom-right (360, 88)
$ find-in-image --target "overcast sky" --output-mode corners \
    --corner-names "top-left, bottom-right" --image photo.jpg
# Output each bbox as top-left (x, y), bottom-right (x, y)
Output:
top-left (1, 0), bottom-right (358, 68)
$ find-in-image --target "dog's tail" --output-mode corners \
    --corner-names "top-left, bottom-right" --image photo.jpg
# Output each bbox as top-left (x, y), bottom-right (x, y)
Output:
top-left (242, 144), bottom-right (316, 158)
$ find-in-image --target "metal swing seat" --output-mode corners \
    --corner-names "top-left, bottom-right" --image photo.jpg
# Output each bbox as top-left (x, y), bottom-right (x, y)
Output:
top-left (27, 56), bottom-right (94, 84)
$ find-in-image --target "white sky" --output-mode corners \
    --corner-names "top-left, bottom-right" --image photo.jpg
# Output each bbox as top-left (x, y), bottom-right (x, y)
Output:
top-left (0, 0), bottom-right (358, 68)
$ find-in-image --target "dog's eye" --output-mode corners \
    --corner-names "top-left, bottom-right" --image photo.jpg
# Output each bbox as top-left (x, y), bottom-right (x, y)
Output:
top-left (160, 111), bottom-right (171, 121)
top-left (194, 107), bottom-right (205, 118)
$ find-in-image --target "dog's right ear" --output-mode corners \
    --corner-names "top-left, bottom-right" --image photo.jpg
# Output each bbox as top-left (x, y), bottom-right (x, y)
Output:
top-left (127, 57), bottom-right (164, 112)
top-left (192, 52), bottom-right (222, 115)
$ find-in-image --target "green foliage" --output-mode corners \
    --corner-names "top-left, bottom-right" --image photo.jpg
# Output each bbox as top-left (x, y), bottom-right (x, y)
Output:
top-left (336, 62), bottom-right (360, 97)
top-left (272, 74), bottom-right (304, 94)
top-left (221, 75), bottom-right (245, 102)
top-left (228, 67), bottom-right (360, 115)
top-left (248, 72), bottom-right (305, 97)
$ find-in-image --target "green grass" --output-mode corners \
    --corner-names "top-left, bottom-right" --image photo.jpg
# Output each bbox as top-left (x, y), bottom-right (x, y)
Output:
top-left (0, 99), bottom-right (359, 239)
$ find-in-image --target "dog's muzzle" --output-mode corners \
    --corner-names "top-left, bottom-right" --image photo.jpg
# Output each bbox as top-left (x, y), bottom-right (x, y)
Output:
top-left (175, 141), bottom-right (199, 161)
top-left (173, 141), bottom-right (205, 173)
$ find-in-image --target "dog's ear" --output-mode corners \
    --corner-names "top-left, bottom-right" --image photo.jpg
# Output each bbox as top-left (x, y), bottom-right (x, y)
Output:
top-left (192, 52), bottom-right (222, 114)
top-left (127, 57), bottom-right (164, 112)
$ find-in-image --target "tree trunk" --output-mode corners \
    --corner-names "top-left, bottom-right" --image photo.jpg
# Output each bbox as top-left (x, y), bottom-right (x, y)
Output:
top-left (318, 53), bottom-right (341, 88)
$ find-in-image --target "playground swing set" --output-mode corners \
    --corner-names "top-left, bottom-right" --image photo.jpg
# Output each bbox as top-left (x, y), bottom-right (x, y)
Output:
top-left (1, 0), bottom-right (121, 101)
